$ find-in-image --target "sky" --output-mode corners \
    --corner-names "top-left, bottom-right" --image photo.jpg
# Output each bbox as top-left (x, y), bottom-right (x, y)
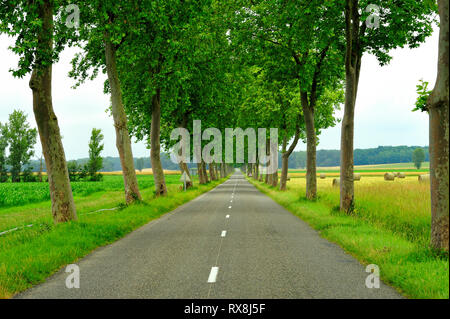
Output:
top-left (0, 25), bottom-right (438, 160)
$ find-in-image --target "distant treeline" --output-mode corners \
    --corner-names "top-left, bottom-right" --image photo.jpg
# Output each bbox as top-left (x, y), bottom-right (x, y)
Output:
top-left (285, 146), bottom-right (430, 169)
top-left (27, 145), bottom-right (429, 172)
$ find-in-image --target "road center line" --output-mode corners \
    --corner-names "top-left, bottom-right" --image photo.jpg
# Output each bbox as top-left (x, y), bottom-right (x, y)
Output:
top-left (228, 206), bottom-right (232, 209)
top-left (221, 230), bottom-right (227, 237)
top-left (207, 267), bottom-right (219, 283)
top-left (226, 215), bottom-right (230, 218)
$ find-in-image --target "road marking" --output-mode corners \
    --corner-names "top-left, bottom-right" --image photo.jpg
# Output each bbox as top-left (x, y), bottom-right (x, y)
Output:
top-left (208, 267), bottom-right (219, 283)
top-left (221, 230), bottom-right (227, 237)
top-left (226, 215), bottom-right (230, 218)
top-left (230, 200), bottom-right (233, 203)
top-left (228, 206), bottom-right (232, 209)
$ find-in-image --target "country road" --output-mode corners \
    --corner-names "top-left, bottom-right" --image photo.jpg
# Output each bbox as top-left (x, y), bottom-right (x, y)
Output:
top-left (16, 170), bottom-right (401, 299)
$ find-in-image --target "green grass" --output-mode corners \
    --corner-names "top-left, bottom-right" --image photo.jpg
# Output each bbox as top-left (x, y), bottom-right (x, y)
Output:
top-left (0, 175), bottom-right (161, 207)
top-left (247, 176), bottom-right (449, 299)
top-left (0, 175), bottom-right (228, 299)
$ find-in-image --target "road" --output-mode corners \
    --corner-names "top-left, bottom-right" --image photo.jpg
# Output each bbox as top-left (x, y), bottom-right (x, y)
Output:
top-left (16, 170), bottom-right (401, 299)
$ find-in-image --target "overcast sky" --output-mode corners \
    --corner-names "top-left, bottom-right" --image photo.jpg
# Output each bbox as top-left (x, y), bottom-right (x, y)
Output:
top-left (0, 25), bottom-right (438, 160)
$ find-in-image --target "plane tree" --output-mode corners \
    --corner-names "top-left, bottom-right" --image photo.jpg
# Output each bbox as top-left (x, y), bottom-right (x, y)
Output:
top-left (339, 0), bottom-right (436, 212)
top-left (229, 0), bottom-right (344, 198)
top-left (118, 0), bottom-right (213, 196)
top-left (69, 0), bottom-right (142, 204)
top-left (0, 0), bottom-right (77, 222)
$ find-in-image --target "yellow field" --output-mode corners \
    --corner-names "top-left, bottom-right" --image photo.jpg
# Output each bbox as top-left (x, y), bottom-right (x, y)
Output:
top-left (286, 176), bottom-right (431, 243)
top-left (288, 171), bottom-right (428, 177)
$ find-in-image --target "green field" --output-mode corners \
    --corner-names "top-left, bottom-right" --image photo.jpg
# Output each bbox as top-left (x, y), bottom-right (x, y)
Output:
top-left (248, 175), bottom-right (449, 299)
top-left (0, 174), bottom-right (227, 298)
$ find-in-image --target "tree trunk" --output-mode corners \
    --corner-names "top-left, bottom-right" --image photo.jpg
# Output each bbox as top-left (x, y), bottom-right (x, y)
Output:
top-left (29, 0), bottom-right (76, 223)
top-left (340, 0), bottom-right (362, 213)
top-left (105, 36), bottom-right (141, 204)
top-left (428, 0), bottom-right (449, 251)
top-left (150, 89), bottom-right (167, 196)
top-left (197, 162), bottom-right (205, 184)
top-left (302, 93), bottom-right (317, 200)
top-left (202, 160), bottom-right (209, 183)
top-left (209, 163), bottom-right (217, 181)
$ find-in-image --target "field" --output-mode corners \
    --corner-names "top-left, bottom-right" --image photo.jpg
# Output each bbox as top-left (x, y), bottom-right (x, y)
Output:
top-left (0, 174), bottom-right (227, 298)
top-left (284, 162), bottom-right (430, 177)
top-left (248, 175), bottom-right (449, 299)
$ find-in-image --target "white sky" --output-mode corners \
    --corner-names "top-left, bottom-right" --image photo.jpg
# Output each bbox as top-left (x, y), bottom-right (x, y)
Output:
top-left (0, 25), bottom-right (438, 160)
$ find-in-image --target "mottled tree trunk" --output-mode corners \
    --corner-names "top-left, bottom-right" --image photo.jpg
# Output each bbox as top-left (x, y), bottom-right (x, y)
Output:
top-left (150, 89), bottom-right (167, 196)
top-left (219, 163), bottom-right (224, 178)
top-left (197, 162), bottom-right (205, 184)
top-left (429, 0), bottom-right (449, 251)
top-left (341, 0), bottom-right (362, 212)
top-left (202, 160), bottom-right (209, 183)
top-left (302, 93), bottom-right (317, 200)
top-left (209, 163), bottom-right (217, 181)
top-left (29, 1), bottom-right (76, 223)
top-left (105, 36), bottom-right (141, 204)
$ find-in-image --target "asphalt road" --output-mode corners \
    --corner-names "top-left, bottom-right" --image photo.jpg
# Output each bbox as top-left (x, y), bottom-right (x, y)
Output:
top-left (16, 170), bottom-right (401, 299)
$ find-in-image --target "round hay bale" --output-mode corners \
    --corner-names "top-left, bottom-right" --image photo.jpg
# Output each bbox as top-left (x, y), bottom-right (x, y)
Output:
top-left (392, 172), bottom-right (399, 177)
top-left (353, 173), bottom-right (361, 181)
top-left (397, 172), bottom-right (406, 179)
top-left (320, 173), bottom-right (326, 179)
top-left (384, 172), bottom-right (395, 181)
top-left (418, 174), bottom-right (430, 183)
top-left (332, 178), bottom-right (340, 187)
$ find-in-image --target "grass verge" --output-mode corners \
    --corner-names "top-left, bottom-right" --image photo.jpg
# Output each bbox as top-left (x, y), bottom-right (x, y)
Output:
top-left (0, 177), bottom-right (227, 299)
top-left (248, 177), bottom-right (449, 299)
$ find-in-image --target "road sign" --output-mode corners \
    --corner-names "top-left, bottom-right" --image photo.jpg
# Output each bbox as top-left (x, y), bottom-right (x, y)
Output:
top-left (180, 171), bottom-right (191, 191)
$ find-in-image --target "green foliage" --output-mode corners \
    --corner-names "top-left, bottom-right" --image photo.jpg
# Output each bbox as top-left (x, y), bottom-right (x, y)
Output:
top-left (4, 110), bottom-right (37, 183)
top-left (67, 160), bottom-right (81, 182)
top-left (86, 128), bottom-right (104, 181)
top-left (413, 79), bottom-right (432, 112)
top-left (412, 148), bottom-right (426, 169)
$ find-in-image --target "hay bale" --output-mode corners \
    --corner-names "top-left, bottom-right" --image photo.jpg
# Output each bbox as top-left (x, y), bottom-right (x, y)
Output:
top-left (286, 175), bottom-right (291, 181)
top-left (332, 178), bottom-right (340, 187)
top-left (397, 172), bottom-right (406, 179)
top-left (418, 174), bottom-right (430, 183)
top-left (320, 173), bottom-right (326, 179)
top-left (384, 172), bottom-right (395, 181)
top-left (353, 173), bottom-right (361, 181)
top-left (391, 172), bottom-right (399, 177)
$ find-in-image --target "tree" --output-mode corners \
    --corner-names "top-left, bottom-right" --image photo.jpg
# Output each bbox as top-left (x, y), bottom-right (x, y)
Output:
top-left (67, 160), bottom-right (80, 182)
top-left (230, 0), bottom-right (344, 199)
top-left (5, 110), bottom-right (37, 183)
top-left (69, 0), bottom-right (142, 203)
top-left (0, 0), bottom-right (77, 222)
top-left (340, 0), bottom-right (436, 213)
top-left (0, 123), bottom-right (8, 183)
top-left (136, 158), bottom-right (145, 172)
top-left (412, 148), bottom-right (426, 169)
top-left (412, 0), bottom-right (448, 251)
top-left (87, 128), bottom-right (104, 181)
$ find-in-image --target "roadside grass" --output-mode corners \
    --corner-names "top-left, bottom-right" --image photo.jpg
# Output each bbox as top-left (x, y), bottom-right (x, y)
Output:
top-left (0, 175), bottom-right (227, 299)
top-left (248, 176), bottom-right (449, 299)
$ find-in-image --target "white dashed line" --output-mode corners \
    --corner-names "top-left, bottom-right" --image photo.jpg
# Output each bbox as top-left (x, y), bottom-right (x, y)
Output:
top-left (208, 267), bottom-right (219, 283)
top-left (226, 215), bottom-right (230, 218)
top-left (228, 206), bottom-right (232, 209)
top-left (221, 230), bottom-right (227, 237)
